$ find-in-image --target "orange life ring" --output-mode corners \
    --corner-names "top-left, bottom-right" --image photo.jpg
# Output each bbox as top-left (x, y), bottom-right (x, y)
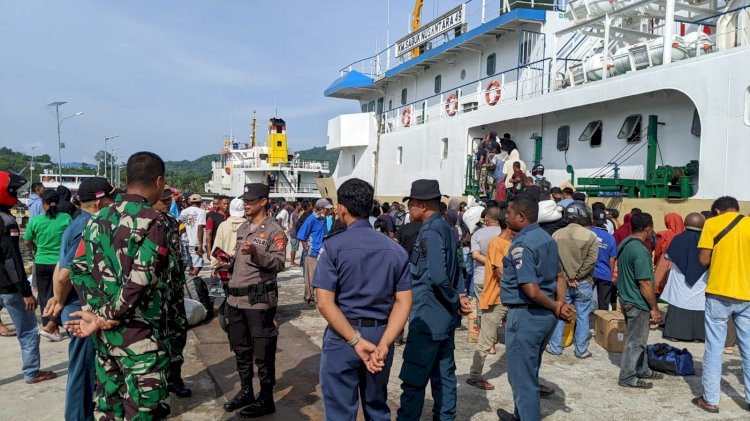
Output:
top-left (485, 80), bottom-right (501, 106)
top-left (445, 94), bottom-right (459, 116)
top-left (401, 108), bottom-right (411, 127)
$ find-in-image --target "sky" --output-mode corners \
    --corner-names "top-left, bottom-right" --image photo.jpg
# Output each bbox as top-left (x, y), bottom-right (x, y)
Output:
top-left (0, 0), bottom-right (463, 166)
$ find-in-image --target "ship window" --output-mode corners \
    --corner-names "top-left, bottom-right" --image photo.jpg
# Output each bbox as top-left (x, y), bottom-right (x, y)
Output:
top-left (388, 99), bottom-right (393, 111)
top-left (401, 88), bottom-right (407, 105)
top-left (579, 120), bottom-right (603, 147)
top-left (361, 103), bottom-right (367, 113)
top-left (351, 154), bottom-right (356, 169)
top-left (276, 141), bottom-right (282, 147)
top-left (693, 108), bottom-right (703, 135)
top-left (367, 101), bottom-right (376, 113)
top-left (460, 69), bottom-right (466, 80)
top-left (487, 54), bottom-right (496, 76)
top-left (397, 146), bottom-right (403, 165)
top-left (557, 126), bottom-right (570, 151)
top-left (618, 115), bottom-right (642, 143)
top-left (434, 75), bottom-right (442, 94)
top-left (377, 98), bottom-right (384, 114)
top-left (441, 138), bottom-right (449, 159)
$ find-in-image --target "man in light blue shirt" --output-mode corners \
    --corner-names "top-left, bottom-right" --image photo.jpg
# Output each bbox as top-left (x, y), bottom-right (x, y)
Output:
top-left (28, 182), bottom-right (44, 219)
top-left (297, 198), bottom-right (330, 303)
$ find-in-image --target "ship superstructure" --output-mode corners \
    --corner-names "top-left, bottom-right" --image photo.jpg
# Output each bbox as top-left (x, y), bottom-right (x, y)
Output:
top-left (324, 0), bottom-right (750, 201)
top-left (205, 115), bottom-right (329, 199)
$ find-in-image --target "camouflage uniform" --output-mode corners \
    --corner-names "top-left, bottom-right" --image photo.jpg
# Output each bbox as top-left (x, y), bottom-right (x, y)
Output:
top-left (71, 194), bottom-right (171, 421)
top-left (162, 212), bottom-right (188, 384)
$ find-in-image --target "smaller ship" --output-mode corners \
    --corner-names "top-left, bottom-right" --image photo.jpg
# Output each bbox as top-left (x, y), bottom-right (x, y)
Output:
top-left (205, 113), bottom-right (330, 200)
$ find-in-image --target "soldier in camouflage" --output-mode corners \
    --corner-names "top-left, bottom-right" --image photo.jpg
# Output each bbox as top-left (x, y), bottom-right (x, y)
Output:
top-left (65, 152), bottom-right (171, 421)
top-left (154, 188), bottom-right (191, 398)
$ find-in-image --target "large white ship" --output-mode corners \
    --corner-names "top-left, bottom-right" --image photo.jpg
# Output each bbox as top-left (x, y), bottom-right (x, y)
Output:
top-left (205, 115), bottom-right (329, 200)
top-left (324, 0), bottom-right (750, 203)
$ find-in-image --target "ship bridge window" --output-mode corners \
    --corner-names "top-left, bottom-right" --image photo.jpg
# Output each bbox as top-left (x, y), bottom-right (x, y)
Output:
top-left (434, 75), bottom-right (442, 94)
top-left (401, 88), bottom-right (407, 105)
top-left (618, 115), bottom-right (642, 144)
top-left (367, 101), bottom-right (376, 113)
top-left (487, 54), bottom-right (496, 76)
top-left (557, 126), bottom-right (570, 151)
top-left (361, 103), bottom-right (367, 113)
top-left (692, 108), bottom-right (702, 135)
top-left (579, 120), bottom-right (603, 147)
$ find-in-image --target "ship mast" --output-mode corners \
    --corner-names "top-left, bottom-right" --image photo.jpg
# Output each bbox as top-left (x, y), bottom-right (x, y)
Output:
top-left (250, 110), bottom-right (257, 148)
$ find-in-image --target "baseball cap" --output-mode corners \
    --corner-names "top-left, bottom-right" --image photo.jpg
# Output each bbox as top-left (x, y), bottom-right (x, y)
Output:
top-left (188, 194), bottom-right (202, 204)
top-left (161, 188), bottom-right (173, 201)
top-left (229, 197), bottom-right (245, 217)
top-left (78, 177), bottom-right (116, 202)
top-left (315, 198), bottom-right (333, 209)
top-left (240, 183), bottom-right (269, 201)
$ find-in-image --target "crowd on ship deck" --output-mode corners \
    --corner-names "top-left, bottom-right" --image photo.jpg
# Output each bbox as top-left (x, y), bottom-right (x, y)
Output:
top-left (1, 145), bottom-right (750, 420)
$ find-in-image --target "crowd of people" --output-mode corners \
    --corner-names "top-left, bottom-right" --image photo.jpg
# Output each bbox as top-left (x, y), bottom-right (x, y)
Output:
top-left (1, 148), bottom-right (749, 420)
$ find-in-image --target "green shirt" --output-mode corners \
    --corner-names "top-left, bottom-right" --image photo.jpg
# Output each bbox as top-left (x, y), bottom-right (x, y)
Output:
top-left (24, 213), bottom-right (72, 265)
top-left (616, 237), bottom-right (654, 312)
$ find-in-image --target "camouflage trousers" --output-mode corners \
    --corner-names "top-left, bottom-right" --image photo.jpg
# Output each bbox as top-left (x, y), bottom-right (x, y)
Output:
top-left (94, 350), bottom-right (170, 421)
top-left (166, 295), bottom-right (188, 382)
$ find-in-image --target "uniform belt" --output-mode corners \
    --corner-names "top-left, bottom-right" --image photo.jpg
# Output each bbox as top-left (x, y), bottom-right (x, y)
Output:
top-left (228, 282), bottom-right (278, 297)
top-left (347, 318), bottom-right (387, 327)
top-left (506, 303), bottom-right (548, 310)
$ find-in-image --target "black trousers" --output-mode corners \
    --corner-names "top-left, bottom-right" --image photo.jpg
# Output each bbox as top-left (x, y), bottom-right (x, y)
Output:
top-left (226, 305), bottom-right (278, 395)
top-left (35, 263), bottom-right (60, 326)
top-left (594, 277), bottom-right (615, 311)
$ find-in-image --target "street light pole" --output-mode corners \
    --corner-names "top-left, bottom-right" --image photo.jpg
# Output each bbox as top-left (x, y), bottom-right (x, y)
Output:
top-left (104, 135), bottom-right (119, 179)
top-left (47, 101), bottom-right (83, 180)
top-left (29, 146), bottom-right (38, 194)
top-left (111, 146), bottom-right (124, 187)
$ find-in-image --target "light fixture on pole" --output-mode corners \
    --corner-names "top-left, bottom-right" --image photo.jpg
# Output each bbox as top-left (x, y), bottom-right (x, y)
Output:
top-left (104, 135), bottom-right (119, 179)
top-left (47, 101), bottom-right (83, 178)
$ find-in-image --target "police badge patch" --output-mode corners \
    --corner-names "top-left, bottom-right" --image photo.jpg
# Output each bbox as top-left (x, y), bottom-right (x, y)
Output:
top-left (511, 246), bottom-right (524, 270)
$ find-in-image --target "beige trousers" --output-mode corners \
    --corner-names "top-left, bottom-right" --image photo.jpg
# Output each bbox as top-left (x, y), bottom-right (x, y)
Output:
top-left (470, 303), bottom-right (508, 380)
top-left (304, 255), bottom-right (318, 302)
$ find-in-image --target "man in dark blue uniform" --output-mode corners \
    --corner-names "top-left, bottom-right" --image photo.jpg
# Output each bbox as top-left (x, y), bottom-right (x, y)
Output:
top-left (313, 178), bottom-right (413, 421)
top-left (397, 180), bottom-right (472, 421)
top-left (499, 194), bottom-right (573, 421)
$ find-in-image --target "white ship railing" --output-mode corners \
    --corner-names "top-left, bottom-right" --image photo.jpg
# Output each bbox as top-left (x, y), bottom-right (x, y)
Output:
top-left (270, 183), bottom-right (321, 195)
top-left (212, 159), bottom-right (329, 172)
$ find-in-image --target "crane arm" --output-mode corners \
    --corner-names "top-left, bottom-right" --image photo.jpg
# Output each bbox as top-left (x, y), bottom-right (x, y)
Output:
top-left (411, 0), bottom-right (424, 58)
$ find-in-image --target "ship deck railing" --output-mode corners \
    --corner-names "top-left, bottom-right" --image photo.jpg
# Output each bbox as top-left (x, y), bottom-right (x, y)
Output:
top-left (379, 6), bottom-right (750, 134)
top-left (270, 183), bottom-right (321, 195)
top-left (337, 0), bottom-right (566, 78)
top-left (213, 159), bottom-right (330, 172)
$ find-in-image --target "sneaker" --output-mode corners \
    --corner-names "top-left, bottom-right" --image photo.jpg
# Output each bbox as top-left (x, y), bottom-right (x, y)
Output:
top-left (575, 351), bottom-right (593, 359)
top-left (26, 371), bottom-right (57, 384)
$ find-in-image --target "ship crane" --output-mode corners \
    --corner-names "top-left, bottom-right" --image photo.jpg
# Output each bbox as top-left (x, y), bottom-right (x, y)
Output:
top-left (411, 0), bottom-right (424, 58)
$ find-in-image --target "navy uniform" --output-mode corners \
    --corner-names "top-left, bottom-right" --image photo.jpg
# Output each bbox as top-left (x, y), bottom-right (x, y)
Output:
top-left (313, 218), bottom-right (411, 420)
top-left (398, 180), bottom-right (462, 421)
top-left (500, 222), bottom-right (561, 421)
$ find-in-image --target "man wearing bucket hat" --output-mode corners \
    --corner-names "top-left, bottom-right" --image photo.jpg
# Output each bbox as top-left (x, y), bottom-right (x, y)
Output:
top-left (397, 179), bottom-right (472, 421)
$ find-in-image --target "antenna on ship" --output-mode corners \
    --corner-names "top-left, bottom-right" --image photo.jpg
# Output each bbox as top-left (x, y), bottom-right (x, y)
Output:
top-left (250, 110), bottom-right (257, 148)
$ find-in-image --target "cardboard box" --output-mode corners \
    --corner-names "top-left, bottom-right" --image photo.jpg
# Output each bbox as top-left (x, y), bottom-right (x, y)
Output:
top-left (594, 310), bottom-right (628, 353)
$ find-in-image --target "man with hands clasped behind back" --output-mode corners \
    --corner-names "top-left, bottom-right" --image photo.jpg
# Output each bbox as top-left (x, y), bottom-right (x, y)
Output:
top-left (312, 178), bottom-right (413, 421)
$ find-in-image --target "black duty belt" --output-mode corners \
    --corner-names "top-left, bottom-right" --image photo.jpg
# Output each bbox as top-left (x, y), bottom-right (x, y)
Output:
top-left (347, 318), bottom-right (388, 327)
top-left (506, 303), bottom-right (548, 310)
top-left (228, 282), bottom-right (278, 297)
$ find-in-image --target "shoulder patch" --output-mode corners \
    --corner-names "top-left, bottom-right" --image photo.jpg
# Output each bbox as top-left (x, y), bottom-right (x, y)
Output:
top-left (273, 233), bottom-right (285, 251)
top-left (511, 246), bottom-right (524, 270)
top-left (9, 228), bottom-right (19, 237)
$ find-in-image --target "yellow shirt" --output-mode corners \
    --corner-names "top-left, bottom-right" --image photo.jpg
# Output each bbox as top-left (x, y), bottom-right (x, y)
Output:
top-left (698, 212), bottom-right (750, 301)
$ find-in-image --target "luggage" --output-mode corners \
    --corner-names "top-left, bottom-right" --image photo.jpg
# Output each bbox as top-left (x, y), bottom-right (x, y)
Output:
top-left (184, 276), bottom-right (213, 320)
top-left (647, 343), bottom-right (695, 376)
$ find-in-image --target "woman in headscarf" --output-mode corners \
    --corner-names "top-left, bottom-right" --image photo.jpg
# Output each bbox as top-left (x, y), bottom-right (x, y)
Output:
top-left (56, 185), bottom-right (77, 216)
top-left (660, 213), bottom-right (708, 341)
top-left (654, 212), bottom-right (685, 293)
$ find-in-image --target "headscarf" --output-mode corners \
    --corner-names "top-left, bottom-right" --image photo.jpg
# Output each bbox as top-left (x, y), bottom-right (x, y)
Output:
top-left (613, 213), bottom-right (633, 245)
top-left (654, 212), bottom-right (685, 264)
top-left (445, 208), bottom-right (460, 246)
top-left (667, 229), bottom-right (707, 287)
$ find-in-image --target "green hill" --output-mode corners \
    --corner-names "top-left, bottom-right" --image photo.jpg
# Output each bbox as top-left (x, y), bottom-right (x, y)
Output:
top-left (296, 146), bottom-right (338, 171)
top-left (0, 147), bottom-right (52, 174)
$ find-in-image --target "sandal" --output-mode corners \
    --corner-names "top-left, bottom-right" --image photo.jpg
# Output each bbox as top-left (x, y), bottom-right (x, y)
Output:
top-left (691, 397), bottom-right (719, 414)
top-left (618, 379), bottom-right (653, 389)
top-left (0, 329), bottom-right (16, 337)
top-left (466, 378), bottom-right (495, 390)
top-left (540, 385), bottom-right (555, 396)
top-left (466, 379), bottom-right (495, 390)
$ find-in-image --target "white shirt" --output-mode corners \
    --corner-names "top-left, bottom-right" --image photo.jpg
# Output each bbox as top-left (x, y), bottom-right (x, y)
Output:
top-left (276, 208), bottom-right (289, 230)
top-left (179, 206), bottom-right (207, 246)
top-left (660, 254), bottom-right (708, 311)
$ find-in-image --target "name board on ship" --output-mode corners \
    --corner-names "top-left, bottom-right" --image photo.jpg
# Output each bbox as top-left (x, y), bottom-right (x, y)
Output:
top-left (395, 4), bottom-right (465, 58)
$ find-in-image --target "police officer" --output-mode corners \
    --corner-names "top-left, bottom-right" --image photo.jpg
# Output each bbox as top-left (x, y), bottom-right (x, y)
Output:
top-left (398, 180), bottom-right (472, 421)
top-left (313, 178), bottom-right (412, 420)
top-left (499, 194), bottom-right (573, 421)
top-left (223, 183), bottom-right (287, 418)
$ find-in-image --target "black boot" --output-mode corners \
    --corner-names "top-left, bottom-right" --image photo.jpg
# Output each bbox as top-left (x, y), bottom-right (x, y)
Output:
top-left (224, 386), bottom-right (255, 412)
top-left (168, 377), bottom-right (192, 398)
top-left (239, 388), bottom-right (275, 418)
